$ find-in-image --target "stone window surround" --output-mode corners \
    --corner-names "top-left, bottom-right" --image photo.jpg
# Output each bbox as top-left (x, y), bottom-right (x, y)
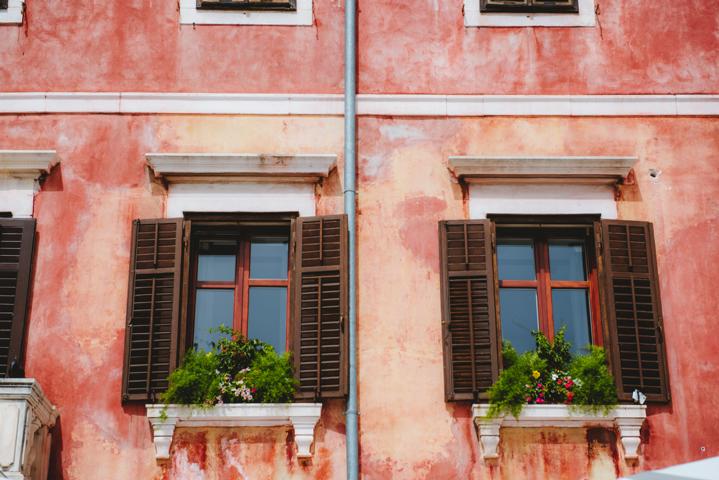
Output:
top-left (0, 150), bottom-right (58, 218)
top-left (179, 0), bottom-right (312, 25)
top-left (464, 0), bottom-right (596, 28)
top-left (0, 0), bottom-right (23, 25)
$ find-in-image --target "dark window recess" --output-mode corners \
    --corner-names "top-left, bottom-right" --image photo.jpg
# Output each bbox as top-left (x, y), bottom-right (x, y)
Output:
top-left (0, 218), bottom-right (36, 378)
top-left (0, 0), bottom-right (7, 10)
top-left (481, 0), bottom-right (578, 14)
top-left (0, 213), bottom-right (12, 218)
top-left (197, 0), bottom-right (296, 11)
top-left (439, 217), bottom-right (670, 404)
top-left (439, 220), bottom-right (500, 402)
top-left (121, 213), bottom-right (349, 403)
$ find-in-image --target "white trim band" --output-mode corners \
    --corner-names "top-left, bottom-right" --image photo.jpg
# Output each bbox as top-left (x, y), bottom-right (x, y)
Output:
top-left (0, 93), bottom-right (718, 116)
top-left (179, 0), bottom-right (312, 26)
top-left (464, 0), bottom-right (596, 28)
top-left (0, 0), bottom-right (23, 24)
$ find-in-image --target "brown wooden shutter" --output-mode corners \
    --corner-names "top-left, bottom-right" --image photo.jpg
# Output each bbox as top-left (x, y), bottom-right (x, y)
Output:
top-left (292, 215), bottom-right (348, 400)
top-left (122, 219), bottom-right (184, 402)
top-left (0, 218), bottom-right (35, 378)
top-left (440, 220), bottom-right (500, 401)
top-left (600, 220), bottom-right (670, 402)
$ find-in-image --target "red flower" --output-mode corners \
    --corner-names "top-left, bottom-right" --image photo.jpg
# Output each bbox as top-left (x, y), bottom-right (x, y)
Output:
top-left (567, 392), bottom-right (574, 402)
top-left (537, 398), bottom-right (544, 404)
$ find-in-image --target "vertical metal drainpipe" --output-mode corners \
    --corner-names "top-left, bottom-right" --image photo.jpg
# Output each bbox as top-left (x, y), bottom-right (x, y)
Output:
top-left (343, 0), bottom-right (358, 476)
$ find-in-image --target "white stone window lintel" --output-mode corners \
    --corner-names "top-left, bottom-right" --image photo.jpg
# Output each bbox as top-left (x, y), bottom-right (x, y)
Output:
top-left (473, 404), bottom-right (646, 462)
top-left (0, 0), bottom-right (23, 25)
top-left (146, 403), bottom-right (322, 461)
top-left (0, 150), bottom-right (58, 218)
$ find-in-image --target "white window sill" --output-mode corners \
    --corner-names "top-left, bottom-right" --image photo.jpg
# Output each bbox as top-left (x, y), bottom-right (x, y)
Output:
top-left (0, 0), bottom-right (23, 25)
top-left (146, 403), bottom-right (322, 461)
top-left (473, 404), bottom-right (646, 462)
top-left (464, 0), bottom-right (596, 27)
top-left (179, 0), bottom-right (312, 25)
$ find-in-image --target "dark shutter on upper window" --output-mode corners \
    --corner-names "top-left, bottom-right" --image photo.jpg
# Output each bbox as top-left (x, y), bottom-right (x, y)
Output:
top-left (0, 0), bottom-right (7, 10)
top-left (292, 215), bottom-right (348, 399)
top-left (122, 219), bottom-right (184, 402)
top-left (197, 0), bottom-right (296, 11)
top-left (0, 218), bottom-right (35, 378)
top-left (440, 220), bottom-right (500, 401)
top-left (600, 220), bottom-right (670, 403)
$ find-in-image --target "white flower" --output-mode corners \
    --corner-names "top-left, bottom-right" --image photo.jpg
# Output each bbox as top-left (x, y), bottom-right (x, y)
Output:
top-left (574, 378), bottom-right (583, 387)
top-left (551, 373), bottom-right (558, 381)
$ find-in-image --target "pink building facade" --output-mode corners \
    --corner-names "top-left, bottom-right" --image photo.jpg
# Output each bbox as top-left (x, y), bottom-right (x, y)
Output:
top-left (0, 1), bottom-right (717, 479)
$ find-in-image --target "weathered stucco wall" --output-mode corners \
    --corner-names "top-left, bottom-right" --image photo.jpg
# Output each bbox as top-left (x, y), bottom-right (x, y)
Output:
top-left (1, 1), bottom-right (717, 94)
top-left (1, 114), bottom-right (717, 479)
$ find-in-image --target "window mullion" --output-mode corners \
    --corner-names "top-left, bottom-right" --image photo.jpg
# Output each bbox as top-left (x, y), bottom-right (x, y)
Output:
top-left (236, 240), bottom-right (250, 336)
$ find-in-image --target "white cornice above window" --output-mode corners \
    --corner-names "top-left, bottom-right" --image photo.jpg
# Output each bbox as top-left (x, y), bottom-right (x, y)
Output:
top-left (147, 153), bottom-right (335, 218)
top-left (449, 156), bottom-right (637, 184)
top-left (146, 153), bottom-right (336, 184)
top-left (0, 150), bottom-right (58, 218)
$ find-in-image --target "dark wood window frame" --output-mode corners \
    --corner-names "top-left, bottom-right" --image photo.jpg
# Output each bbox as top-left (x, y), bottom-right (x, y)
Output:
top-left (186, 225), bottom-right (291, 352)
top-left (196, 0), bottom-right (297, 11)
top-left (494, 223), bottom-right (603, 348)
top-left (180, 212), bottom-right (295, 358)
top-left (480, 0), bottom-right (579, 14)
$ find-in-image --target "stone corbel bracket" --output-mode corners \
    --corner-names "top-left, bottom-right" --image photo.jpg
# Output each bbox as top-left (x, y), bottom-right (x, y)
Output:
top-left (146, 403), bottom-right (323, 462)
top-left (472, 404), bottom-right (647, 463)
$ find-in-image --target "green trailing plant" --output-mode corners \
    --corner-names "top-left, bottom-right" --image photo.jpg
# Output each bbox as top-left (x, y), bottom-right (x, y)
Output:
top-left (160, 326), bottom-right (297, 407)
top-left (487, 327), bottom-right (617, 418)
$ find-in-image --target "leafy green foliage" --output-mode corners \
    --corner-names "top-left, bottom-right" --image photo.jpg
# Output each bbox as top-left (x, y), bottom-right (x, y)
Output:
top-left (160, 326), bottom-right (297, 406)
top-left (568, 345), bottom-right (618, 414)
top-left (160, 349), bottom-right (220, 406)
top-left (486, 329), bottom-right (617, 418)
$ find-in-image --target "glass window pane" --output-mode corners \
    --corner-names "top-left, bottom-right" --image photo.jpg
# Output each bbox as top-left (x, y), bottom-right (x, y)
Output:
top-left (499, 288), bottom-right (539, 353)
top-left (497, 240), bottom-right (536, 280)
top-left (549, 240), bottom-right (586, 281)
top-left (197, 255), bottom-right (236, 282)
top-left (248, 287), bottom-right (287, 352)
top-left (250, 239), bottom-right (288, 279)
top-left (552, 289), bottom-right (591, 354)
top-left (193, 289), bottom-right (234, 351)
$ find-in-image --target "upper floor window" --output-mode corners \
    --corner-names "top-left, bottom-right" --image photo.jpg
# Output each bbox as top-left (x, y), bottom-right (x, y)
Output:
top-left (0, 1), bottom-right (7, 10)
top-left (480, 0), bottom-right (578, 14)
top-left (196, 0), bottom-right (296, 11)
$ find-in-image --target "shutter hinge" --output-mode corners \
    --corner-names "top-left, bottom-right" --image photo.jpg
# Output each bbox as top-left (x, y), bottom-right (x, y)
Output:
top-left (491, 229), bottom-right (496, 251)
top-left (340, 314), bottom-right (345, 333)
top-left (657, 324), bottom-right (664, 343)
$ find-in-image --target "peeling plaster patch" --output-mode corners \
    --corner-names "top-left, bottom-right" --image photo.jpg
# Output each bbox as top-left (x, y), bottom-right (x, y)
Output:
top-left (221, 437), bottom-right (250, 479)
top-left (359, 154), bottom-right (386, 181)
top-left (172, 450), bottom-right (205, 480)
top-left (379, 124), bottom-right (426, 141)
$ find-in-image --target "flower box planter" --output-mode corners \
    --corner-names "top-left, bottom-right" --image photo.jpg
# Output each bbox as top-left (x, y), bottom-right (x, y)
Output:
top-left (472, 404), bottom-right (646, 462)
top-left (146, 403), bottom-right (322, 462)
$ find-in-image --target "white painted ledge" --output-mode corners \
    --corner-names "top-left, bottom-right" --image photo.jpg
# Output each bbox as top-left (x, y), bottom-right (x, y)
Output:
top-left (0, 379), bottom-right (58, 480)
top-left (0, 0), bottom-right (23, 25)
top-left (450, 156), bottom-right (637, 184)
top-left (464, 0), bottom-right (596, 27)
top-left (473, 404), bottom-right (646, 462)
top-left (0, 150), bottom-right (58, 218)
top-left (146, 403), bottom-right (322, 461)
top-left (147, 153), bottom-right (336, 183)
top-left (179, 0), bottom-right (312, 25)
top-left (1, 93), bottom-right (719, 116)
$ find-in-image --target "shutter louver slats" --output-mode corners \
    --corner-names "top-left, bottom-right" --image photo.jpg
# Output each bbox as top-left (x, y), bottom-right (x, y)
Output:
top-left (0, 219), bottom-right (35, 378)
top-left (440, 220), bottom-right (499, 401)
top-left (122, 219), bottom-right (183, 402)
top-left (293, 215), bottom-right (348, 400)
top-left (601, 220), bottom-right (669, 403)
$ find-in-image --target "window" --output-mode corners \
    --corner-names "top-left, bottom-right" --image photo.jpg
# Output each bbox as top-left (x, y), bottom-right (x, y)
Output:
top-left (122, 214), bottom-right (349, 403)
top-left (0, 1), bottom-right (7, 10)
top-left (197, 0), bottom-right (296, 10)
top-left (494, 221), bottom-right (601, 355)
top-left (439, 216), bottom-right (670, 404)
top-left (480, 0), bottom-right (578, 14)
top-left (188, 224), bottom-right (290, 353)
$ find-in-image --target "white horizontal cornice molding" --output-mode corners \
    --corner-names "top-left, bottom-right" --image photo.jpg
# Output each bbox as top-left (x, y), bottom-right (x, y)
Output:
top-left (450, 156), bottom-right (637, 183)
top-left (1, 93), bottom-right (718, 116)
top-left (147, 153), bottom-right (337, 183)
top-left (0, 150), bottom-right (58, 179)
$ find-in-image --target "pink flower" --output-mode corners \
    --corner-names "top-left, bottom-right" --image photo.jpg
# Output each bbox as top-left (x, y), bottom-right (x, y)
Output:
top-left (537, 398), bottom-right (544, 404)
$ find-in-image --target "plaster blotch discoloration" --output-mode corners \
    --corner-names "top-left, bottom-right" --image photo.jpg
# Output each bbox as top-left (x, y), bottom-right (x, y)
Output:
top-left (397, 195), bottom-right (447, 273)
